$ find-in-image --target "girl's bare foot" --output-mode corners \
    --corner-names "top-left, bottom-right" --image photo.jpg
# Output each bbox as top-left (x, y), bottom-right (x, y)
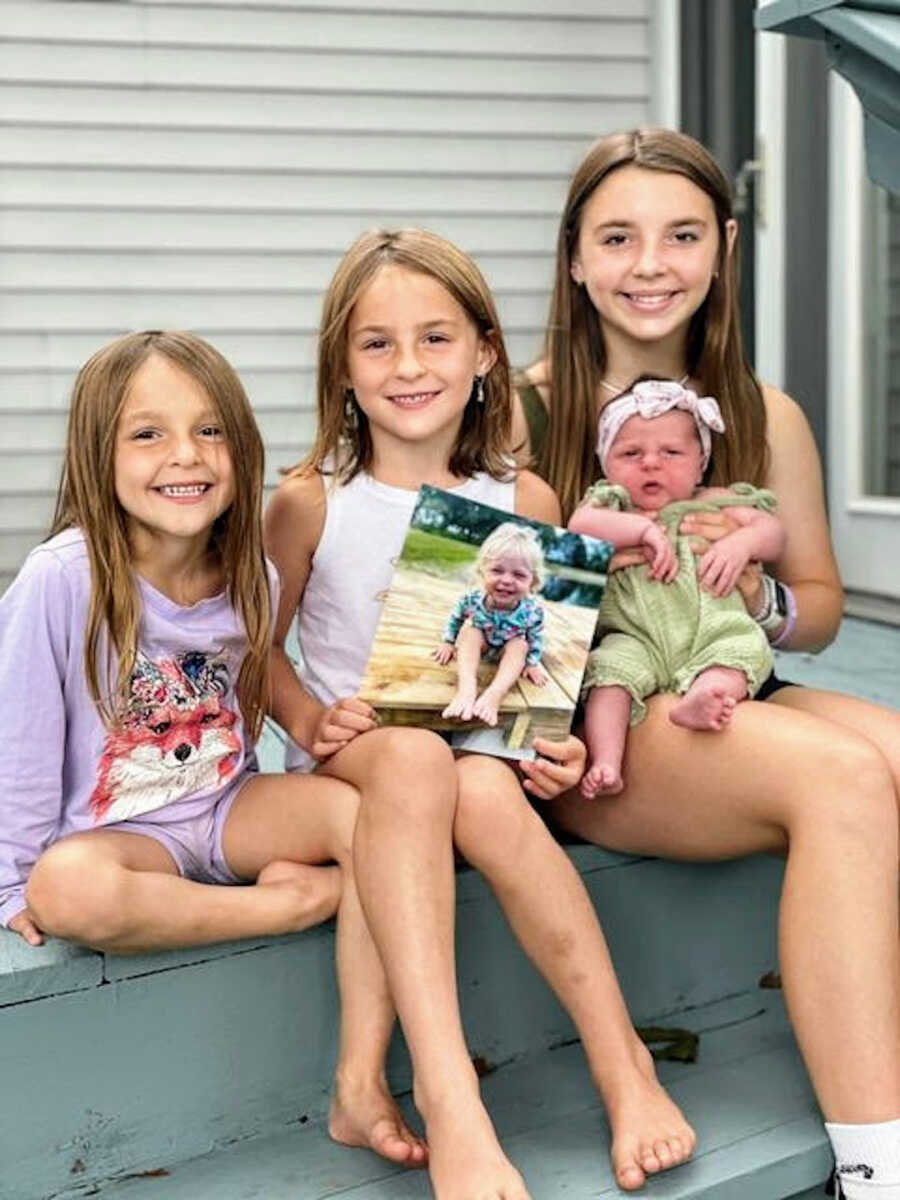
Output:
top-left (581, 761), bottom-right (624, 799)
top-left (329, 1079), bottom-right (427, 1167)
top-left (472, 688), bottom-right (503, 727)
top-left (420, 1090), bottom-right (532, 1200)
top-left (600, 1040), bottom-right (697, 1191)
top-left (256, 860), bottom-right (342, 931)
top-left (670, 669), bottom-right (747, 732)
top-left (444, 684), bottom-right (478, 720)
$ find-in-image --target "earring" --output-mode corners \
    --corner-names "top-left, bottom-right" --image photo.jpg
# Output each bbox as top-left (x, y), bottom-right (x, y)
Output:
top-left (344, 387), bottom-right (358, 431)
top-left (473, 375), bottom-right (485, 404)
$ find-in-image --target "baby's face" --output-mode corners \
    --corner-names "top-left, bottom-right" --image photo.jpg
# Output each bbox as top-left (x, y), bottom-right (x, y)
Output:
top-left (604, 410), bottom-right (703, 510)
top-left (482, 554), bottom-right (534, 609)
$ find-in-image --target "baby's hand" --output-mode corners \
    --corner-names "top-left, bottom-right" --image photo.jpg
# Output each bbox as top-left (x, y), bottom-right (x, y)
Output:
top-left (8, 907), bottom-right (44, 947)
top-left (697, 536), bottom-right (752, 597)
top-left (520, 735), bottom-right (587, 800)
top-left (521, 663), bottom-right (548, 687)
top-left (432, 643), bottom-right (456, 666)
top-left (311, 696), bottom-right (377, 760)
top-left (640, 521), bottom-right (679, 582)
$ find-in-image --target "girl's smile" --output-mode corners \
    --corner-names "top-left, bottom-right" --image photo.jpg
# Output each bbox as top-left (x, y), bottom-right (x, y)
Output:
top-left (346, 265), bottom-right (495, 468)
top-left (482, 554), bottom-right (534, 610)
top-left (115, 354), bottom-right (235, 550)
top-left (571, 165), bottom-right (734, 357)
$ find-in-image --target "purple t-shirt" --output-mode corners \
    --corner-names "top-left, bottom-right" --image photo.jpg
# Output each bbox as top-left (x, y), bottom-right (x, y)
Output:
top-left (0, 528), bottom-right (268, 927)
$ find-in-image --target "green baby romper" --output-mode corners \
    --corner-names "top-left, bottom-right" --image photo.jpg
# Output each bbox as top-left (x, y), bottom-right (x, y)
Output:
top-left (582, 481), bottom-right (777, 724)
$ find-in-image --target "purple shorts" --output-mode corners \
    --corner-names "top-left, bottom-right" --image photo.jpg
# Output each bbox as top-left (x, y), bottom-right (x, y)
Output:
top-left (111, 772), bottom-right (254, 885)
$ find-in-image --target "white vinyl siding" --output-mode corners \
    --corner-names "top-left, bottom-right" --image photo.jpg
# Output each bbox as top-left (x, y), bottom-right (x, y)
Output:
top-left (0, 0), bottom-right (668, 589)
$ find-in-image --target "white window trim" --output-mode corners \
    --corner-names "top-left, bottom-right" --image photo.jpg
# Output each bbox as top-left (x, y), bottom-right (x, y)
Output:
top-left (754, 29), bottom-right (786, 391)
top-left (652, 0), bottom-right (680, 129)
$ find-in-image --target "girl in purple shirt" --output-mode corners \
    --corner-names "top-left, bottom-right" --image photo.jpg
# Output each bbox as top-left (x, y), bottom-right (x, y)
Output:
top-left (0, 330), bottom-right (427, 1169)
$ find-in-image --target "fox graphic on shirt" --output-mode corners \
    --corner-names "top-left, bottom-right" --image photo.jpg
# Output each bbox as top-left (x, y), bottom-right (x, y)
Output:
top-left (90, 650), bottom-right (242, 824)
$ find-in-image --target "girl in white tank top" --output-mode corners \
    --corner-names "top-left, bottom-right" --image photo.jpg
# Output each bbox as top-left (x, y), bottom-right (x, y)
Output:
top-left (264, 229), bottom-right (695, 1198)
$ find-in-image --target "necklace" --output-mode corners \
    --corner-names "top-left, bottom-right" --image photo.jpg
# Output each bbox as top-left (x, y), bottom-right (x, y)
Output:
top-left (600, 372), bottom-right (690, 396)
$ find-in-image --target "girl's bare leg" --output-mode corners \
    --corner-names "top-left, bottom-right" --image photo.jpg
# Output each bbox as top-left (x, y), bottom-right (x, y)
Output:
top-left (323, 727), bottom-right (531, 1200)
top-left (550, 694), bottom-right (900, 1124)
top-left (222, 776), bottom-right (426, 1167)
top-left (455, 753), bottom-right (695, 1192)
top-left (26, 774), bottom-right (425, 1167)
top-left (25, 782), bottom-right (345, 953)
top-left (582, 685), bottom-right (632, 797)
top-left (473, 637), bottom-right (528, 726)
top-left (767, 684), bottom-right (900, 797)
top-left (443, 624), bottom-right (486, 720)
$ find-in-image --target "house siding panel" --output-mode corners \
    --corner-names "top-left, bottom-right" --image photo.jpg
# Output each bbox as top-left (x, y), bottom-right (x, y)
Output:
top-left (0, 0), bottom-right (666, 589)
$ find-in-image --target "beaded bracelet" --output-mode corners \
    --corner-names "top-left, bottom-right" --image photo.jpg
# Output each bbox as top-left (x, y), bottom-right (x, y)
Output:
top-left (770, 582), bottom-right (797, 648)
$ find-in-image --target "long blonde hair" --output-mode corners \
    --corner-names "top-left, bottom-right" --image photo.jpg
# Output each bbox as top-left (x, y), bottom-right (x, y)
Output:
top-left (50, 330), bottom-right (271, 739)
top-left (297, 228), bottom-right (513, 482)
top-left (542, 128), bottom-right (767, 519)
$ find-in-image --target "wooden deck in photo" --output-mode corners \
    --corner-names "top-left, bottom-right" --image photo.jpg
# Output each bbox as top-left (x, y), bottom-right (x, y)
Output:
top-left (357, 566), bottom-right (597, 749)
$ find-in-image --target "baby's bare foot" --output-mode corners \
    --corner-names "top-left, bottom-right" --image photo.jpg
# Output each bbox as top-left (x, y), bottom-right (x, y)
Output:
top-left (472, 689), bottom-right (502, 727)
top-left (423, 1094), bottom-right (531, 1200)
top-left (257, 860), bottom-right (341, 931)
top-left (602, 1040), bottom-right (697, 1191)
top-left (443, 685), bottom-right (477, 720)
top-left (329, 1079), bottom-right (427, 1167)
top-left (670, 684), bottom-right (737, 731)
top-left (581, 762), bottom-right (624, 799)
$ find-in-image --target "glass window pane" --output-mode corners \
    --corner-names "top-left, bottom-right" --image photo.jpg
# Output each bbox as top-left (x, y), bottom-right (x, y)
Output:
top-left (864, 184), bottom-right (900, 497)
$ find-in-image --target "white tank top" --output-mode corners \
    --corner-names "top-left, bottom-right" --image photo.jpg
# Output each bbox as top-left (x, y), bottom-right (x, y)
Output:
top-left (286, 468), bottom-right (516, 771)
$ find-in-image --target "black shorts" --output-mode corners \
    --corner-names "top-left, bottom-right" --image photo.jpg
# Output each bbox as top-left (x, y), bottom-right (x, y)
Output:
top-left (756, 672), bottom-right (800, 701)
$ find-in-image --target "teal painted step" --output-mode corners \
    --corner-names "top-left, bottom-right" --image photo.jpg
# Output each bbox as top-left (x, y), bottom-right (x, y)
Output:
top-left (0, 849), bottom-right (784, 1200)
top-left (91, 992), bottom-right (830, 1200)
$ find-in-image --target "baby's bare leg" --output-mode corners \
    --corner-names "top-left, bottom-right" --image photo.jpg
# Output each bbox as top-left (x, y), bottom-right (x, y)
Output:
top-left (442, 623), bottom-right (485, 720)
top-left (670, 666), bottom-right (748, 731)
top-left (582, 686), bottom-right (632, 798)
top-left (473, 637), bottom-right (528, 726)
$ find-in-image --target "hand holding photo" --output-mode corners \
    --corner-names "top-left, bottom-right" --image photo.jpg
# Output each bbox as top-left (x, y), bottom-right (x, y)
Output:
top-left (358, 486), bottom-right (612, 760)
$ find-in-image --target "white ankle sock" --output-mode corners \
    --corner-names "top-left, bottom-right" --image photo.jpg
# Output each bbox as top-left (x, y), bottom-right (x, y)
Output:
top-left (826, 1118), bottom-right (900, 1196)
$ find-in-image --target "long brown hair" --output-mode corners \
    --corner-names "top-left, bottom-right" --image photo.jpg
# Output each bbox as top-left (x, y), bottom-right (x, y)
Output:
top-left (51, 330), bottom-right (271, 740)
top-left (297, 228), bottom-right (513, 483)
top-left (542, 128), bottom-right (767, 519)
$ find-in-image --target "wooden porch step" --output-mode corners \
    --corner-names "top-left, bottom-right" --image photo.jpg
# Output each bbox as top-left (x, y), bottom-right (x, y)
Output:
top-left (0, 847), bottom-right (785, 1200)
top-left (93, 992), bottom-right (831, 1200)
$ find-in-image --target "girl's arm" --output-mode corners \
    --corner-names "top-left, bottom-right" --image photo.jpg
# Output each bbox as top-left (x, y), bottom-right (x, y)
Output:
top-left (0, 552), bottom-right (70, 941)
top-left (264, 473), bottom-right (376, 759)
top-left (514, 466), bottom-right (561, 525)
top-left (760, 385), bottom-right (843, 649)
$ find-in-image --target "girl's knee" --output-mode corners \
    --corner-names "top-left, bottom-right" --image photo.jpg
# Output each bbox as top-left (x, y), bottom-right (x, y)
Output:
top-left (26, 839), bottom-right (129, 943)
top-left (454, 759), bottom-right (542, 865)
top-left (356, 727), bottom-right (456, 820)
top-left (367, 726), bottom-right (455, 781)
top-left (794, 732), bottom-right (896, 844)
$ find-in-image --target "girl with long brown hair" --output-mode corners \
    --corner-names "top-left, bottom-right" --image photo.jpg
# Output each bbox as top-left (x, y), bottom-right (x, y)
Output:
top-left (265, 228), bottom-right (696, 1197)
top-left (0, 331), bottom-right (411, 1171)
top-left (515, 128), bottom-right (900, 1200)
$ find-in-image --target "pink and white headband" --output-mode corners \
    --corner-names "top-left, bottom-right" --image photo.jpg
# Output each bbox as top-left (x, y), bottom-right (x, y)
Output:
top-left (596, 379), bottom-right (726, 474)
